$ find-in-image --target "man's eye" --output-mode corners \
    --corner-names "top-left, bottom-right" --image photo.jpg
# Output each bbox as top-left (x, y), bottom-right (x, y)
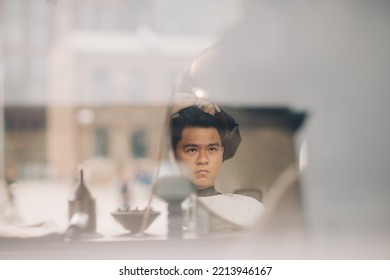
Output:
top-left (209, 147), bottom-right (218, 152)
top-left (185, 148), bottom-right (197, 153)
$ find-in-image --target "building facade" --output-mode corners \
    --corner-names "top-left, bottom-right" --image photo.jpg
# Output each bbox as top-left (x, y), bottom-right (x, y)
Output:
top-left (1, 0), bottom-right (241, 182)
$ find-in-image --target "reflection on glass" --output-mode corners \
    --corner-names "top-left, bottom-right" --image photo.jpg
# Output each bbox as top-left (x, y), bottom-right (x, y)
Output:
top-left (0, 0), bottom-right (388, 260)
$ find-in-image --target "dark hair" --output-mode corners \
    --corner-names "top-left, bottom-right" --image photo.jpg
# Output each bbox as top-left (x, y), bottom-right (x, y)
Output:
top-left (170, 106), bottom-right (225, 151)
top-left (170, 105), bottom-right (241, 161)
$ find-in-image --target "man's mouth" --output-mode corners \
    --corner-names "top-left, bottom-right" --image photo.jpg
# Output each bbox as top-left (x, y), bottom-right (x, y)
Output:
top-left (196, 170), bottom-right (209, 174)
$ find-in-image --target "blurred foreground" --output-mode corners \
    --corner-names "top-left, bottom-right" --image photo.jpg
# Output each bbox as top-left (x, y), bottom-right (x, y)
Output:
top-left (0, 177), bottom-right (388, 260)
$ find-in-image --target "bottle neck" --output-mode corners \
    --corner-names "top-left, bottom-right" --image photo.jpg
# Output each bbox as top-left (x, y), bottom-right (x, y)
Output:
top-left (69, 169), bottom-right (93, 200)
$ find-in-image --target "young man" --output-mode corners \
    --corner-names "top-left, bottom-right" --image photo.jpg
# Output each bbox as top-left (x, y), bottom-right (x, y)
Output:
top-left (170, 97), bottom-right (264, 228)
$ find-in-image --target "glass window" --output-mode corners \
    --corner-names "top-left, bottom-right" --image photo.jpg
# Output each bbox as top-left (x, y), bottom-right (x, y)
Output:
top-left (91, 69), bottom-right (110, 104)
top-left (29, 0), bottom-right (49, 47)
top-left (101, 6), bottom-right (119, 30)
top-left (129, 70), bottom-right (146, 103)
top-left (5, 53), bottom-right (25, 104)
top-left (124, 0), bottom-right (151, 31)
top-left (28, 57), bottom-right (47, 105)
top-left (74, 1), bottom-right (98, 30)
top-left (94, 127), bottom-right (109, 157)
top-left (152, 0), bottom-right (222, 35)
top-left (4, 0), bottom-right (25, 44)
top-left (130, 129), bottom-right (147, 158)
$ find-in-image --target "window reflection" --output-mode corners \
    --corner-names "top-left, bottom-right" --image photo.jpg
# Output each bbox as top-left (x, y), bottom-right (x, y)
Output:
top-left (129, 70), bottom-right (146, 103)
top-left (1, 2), bottom-right (259, 243)
top-left (1, 0), bottom-right (387, 260)
top-left (91, 69), bottom-right (110, 104)
top-left (94, 127), bottom-right (109, 157)
top-left (4, 0), bottom-right (25, 44)
top-left (131, 129), bottom-right (147, 158)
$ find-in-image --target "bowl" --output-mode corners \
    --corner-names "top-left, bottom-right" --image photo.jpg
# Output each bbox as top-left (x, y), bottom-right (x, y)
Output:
top-left (111, 208), bottom-right (160, 233)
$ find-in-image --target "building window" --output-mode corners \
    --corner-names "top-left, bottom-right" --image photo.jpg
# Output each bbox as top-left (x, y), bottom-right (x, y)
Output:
top-left (124, 0), bottom-right (151, 31)
top-left (74, 0), bottom-right (98, 30)
top-left (153, 0), bottom-right (222, 35)
top-left (129, 70), bottom-right (146, 103)
top-left (5, 53), bottom-right (25, 104)
top-left (130, 129), bottom-right (147, 158)
top-left (94, 127), bottom-right (109, 157)
top-left (29, 56), bottom-right (46, 104)
top-left (29, 0), bottom-right (49, 48)
top-left (5, 0), bottom-right (25, 44)
top-left (91, 69), bottom-right (110, 104)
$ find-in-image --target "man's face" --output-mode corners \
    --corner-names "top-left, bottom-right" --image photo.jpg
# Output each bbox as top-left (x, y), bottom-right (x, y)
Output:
top-left (175, 127), bottom-right (224, 190)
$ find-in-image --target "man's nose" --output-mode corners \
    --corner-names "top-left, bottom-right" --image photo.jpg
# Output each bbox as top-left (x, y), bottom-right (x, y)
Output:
top-left (196, 150), bottom-right (209, 165)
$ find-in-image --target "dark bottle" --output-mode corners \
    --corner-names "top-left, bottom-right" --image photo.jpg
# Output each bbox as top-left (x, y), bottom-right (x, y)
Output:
top-left (68, 166), bottom-right (96, 233)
